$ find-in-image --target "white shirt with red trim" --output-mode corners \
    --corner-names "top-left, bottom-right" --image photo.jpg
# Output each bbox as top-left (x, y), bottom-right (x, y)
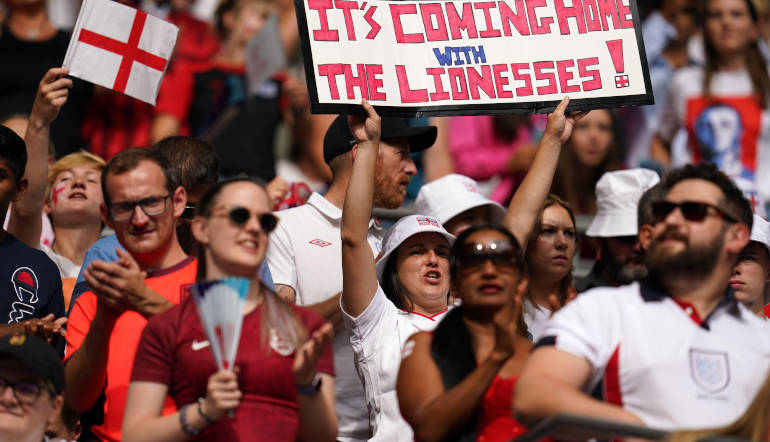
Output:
top-left (267, 192), bottom-right (384, 442)
top-left (540, 279), bottom-right (770, 431)
top-left (342, 285), bottom-right (449, 442)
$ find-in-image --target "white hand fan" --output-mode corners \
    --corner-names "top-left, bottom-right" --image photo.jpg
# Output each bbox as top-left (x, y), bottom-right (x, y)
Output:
top-left (190, 277), bottom-right (250, 370)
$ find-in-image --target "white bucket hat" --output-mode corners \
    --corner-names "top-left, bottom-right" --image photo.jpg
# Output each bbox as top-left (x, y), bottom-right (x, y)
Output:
top-left (750, 214), bottom-right (770, 257)
top-left (586, 169), bottom-right (660, 238)
top-left (375, 215), bottom-right (455, 281)
top-left (415, 174), bottom-right (506, 226)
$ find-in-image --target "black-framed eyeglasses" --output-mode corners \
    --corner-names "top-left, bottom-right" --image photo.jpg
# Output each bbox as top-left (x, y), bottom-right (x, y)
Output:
top-left (181, 204), bottom-right (196, 221)
top-left (650, 200), bottom-right (737, 224)
top-left (454, 240), bottom-right (520, 271)
top-left (109, 194), bottom-right (172, 221)
top-left (0, 377), bottom-right (48, 405)
top-left (219, 206), bottom-right (278, 233)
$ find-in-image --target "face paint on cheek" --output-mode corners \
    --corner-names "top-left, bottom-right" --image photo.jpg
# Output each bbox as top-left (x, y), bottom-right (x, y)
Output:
top-left (52, 184), bottom-right (67, 208)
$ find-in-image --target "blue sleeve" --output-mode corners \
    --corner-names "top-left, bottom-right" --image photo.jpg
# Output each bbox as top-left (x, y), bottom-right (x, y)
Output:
top-left (69, 235), bottom-right (122, 317)
top-left (259, 262), bottom-right (275, 291)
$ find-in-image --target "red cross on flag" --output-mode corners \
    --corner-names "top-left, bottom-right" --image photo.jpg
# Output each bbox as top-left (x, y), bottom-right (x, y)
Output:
top-left (63, 0), bottom-right (178, 105)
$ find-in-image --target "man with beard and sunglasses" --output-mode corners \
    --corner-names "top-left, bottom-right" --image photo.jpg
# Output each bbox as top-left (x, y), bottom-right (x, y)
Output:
top-left (577, 169), bottom-right (660, 292)
top-left (64, 148), bottom-right (198, 442)
top-left (266, 116), bottom-right (436, 441)
top-left (515, 163), bottom-right (770, 432)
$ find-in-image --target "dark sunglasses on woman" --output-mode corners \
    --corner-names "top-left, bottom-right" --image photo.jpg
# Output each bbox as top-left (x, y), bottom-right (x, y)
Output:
top-left (454, 240), bottom-right (520, 271)
top-left (225, 206), bottom-right (279, 233)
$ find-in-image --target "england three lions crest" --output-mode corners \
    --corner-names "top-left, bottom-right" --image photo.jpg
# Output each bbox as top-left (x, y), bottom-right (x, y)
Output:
top-left (689, 348), bottom-right (730, 393)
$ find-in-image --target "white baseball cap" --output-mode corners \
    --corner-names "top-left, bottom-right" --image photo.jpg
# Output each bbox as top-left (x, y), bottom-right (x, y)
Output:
top-left (415, 174), bottom-right (506, 226)
top-left (750, 214), bottom-right (770, 257)
top-left (375, 215), bottom-right (455, 281)
top-left (586, 169), bottom-right (660, 238)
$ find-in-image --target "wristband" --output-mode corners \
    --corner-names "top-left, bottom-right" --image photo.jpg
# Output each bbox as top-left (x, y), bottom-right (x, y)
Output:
top-left (179, 403), bottom-right (199, 436)
top-left (197, 397), bottom-right (215, 425)
top-left (296, 372), bottom-right (322, 396)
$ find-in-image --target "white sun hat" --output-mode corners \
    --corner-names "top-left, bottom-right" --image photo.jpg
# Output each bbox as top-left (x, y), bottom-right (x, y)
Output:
top-left (750, 214), bottom-right (770, 256)
top-left (586, 169), bottom-right (661, 238)
top-left (415, 174), bottom-right (506, 226)
top-left (375, 215), bottom-right (455, 281)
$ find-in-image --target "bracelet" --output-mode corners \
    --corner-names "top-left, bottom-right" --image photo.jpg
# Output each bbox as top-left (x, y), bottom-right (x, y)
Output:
top-left (179, 403), bottom-right (199, 436)
top-left (197, 397), bottom-right (215, 425)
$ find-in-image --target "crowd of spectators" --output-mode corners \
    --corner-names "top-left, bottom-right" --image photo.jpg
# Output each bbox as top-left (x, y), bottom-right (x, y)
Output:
top-left (1, 0), bottom-right (770, 441)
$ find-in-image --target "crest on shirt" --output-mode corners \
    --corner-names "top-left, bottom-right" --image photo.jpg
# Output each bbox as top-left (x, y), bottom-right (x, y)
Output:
top-left (269, 328), bottom-right (294, 356)
top-left (689, 348), bottom-right (730, 393)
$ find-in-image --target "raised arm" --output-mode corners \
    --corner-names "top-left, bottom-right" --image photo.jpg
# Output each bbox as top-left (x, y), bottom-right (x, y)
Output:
top-left (513, 346), bottom-right (643, 427)
top-left (7, 68), bottom-right (72, 247)
top-left (340, 100), bottom-right (381, 318)
top-left (503, 97), bottom-right (585, 248)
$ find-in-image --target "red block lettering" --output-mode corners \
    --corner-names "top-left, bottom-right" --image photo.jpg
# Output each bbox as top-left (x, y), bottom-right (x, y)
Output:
top-left (344, 64), bottom-right (368, 99)
top-left (318, 64), bottom-right (343, 99)
top-left (534, 61), bottom-right (557, 95)
top-left (511, 63), bottom-right (533, 96)
top-left (474, 2), bottom-right (502, 38)
top-left (492, 64), bottom-right (513, 98)
top-left (498, 0), bottom-right (530, 36)
top-left (426, 68), bottom-right (450, 101)
top-left (578, 57), bottom-right (601, 90)
top-left (391, 4), bottom-right (424, 43)
top-left (467, 65), bottom-right (496, 99)
top-left (309, 0), bottom-right (339, 41)
top-left (448, 67), bottom-right (470, 99)
top-left (396, 65), bottom-right (428, 102)
top-left (335, 0), bottom-right (359, 40)
top-left (526, 0), bottom-right (554, 34)
top-left (597, 0), bottom-right (619, 30)
top-left (421, 3), bottom-right (449, 41)
top-left (557, 60), bottom-right (580, 93)
top-left (617, 0), bottom-right (633, 28)
top-left (366, 64), bottom-right (386, 100)
top-left (446, 2), bottom-right (478, 39)
top-left (583, 0), bottom-right (603, 31)
top-left (554, 0), bottom-right (587, 35)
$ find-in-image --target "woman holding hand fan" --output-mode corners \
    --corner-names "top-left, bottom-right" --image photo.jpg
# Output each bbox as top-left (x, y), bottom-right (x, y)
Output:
top-left (122, 178), bottom-right (337, 441)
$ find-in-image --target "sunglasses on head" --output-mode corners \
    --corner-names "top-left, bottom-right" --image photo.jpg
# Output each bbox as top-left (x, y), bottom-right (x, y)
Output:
top-left (650, 201), bottom-right (737, 224)
top-left (224, 206), bottom-right (278, 233)
top-left (454, 240), bottom-right (520, 271)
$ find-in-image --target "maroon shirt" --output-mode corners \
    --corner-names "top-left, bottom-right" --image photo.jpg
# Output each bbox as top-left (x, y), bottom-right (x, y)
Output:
top-left (132, 295), bottom-right (334, 441)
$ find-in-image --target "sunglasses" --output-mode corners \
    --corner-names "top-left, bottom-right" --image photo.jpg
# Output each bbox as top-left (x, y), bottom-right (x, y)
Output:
top-left (650, 201), bottom-right (737, 224)
top-left (454, 240), bottom-right (520, 271)
top-left (221, 206), bottom-right (278, 233)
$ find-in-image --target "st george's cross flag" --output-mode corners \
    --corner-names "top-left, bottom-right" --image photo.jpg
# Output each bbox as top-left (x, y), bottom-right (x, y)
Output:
top-left (63, 0), bottom-right (178, 105)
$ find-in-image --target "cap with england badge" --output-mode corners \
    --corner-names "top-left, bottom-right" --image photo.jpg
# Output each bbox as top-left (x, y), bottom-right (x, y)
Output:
top-left (0, 334), bottom-right (64, 394)
top-left (375, 215), bottom-right (455, 281)
top-left (322, 115), bottom-right (437, 164)
top-left (586, 169), bottom-right (661, 238)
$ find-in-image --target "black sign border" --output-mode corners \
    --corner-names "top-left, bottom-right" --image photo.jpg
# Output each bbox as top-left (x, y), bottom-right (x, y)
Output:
top-left (294, 0), bottom-right (653, 116)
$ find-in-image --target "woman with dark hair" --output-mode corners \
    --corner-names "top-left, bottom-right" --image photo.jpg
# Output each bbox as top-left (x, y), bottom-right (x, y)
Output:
top-left (396, 224), bottom-right (533, 442)
top-left (122, 178), bottom-right (337, 441)
top-left (552, 109), bottom-right (624, 216)
top-left (523, 195), bottom-right (578, 341)
top-left (652, 0), bottom-right (770, 211)
top-left (342, 99), bottom-right (583, 441)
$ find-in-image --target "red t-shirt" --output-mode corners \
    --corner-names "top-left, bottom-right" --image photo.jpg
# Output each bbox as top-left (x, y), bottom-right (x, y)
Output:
top-left (476, 376), bottom-right (530, 442)
top-left (65, 257), bottom-right (197, 442)
top-left (131, 294), bottom-right (334, 441)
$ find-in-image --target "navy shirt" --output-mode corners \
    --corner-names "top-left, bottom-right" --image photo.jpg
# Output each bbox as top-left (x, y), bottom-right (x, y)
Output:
top-left (0, 233), bottom-right (64, 323)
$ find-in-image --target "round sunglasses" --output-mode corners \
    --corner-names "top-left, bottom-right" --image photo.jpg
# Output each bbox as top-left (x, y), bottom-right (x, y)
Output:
top-left (218, 206), bottom-right (278, 233)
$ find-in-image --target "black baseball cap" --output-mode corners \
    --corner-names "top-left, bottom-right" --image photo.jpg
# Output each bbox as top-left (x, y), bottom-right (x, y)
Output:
top-left (0, 334), bottom-right (64, 394)
top-left (323, 115), bottom-right (437, 164)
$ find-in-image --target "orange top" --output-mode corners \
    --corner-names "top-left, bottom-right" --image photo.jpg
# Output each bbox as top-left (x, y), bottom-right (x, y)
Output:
top-left (65, 257), bottom-right (196, 442)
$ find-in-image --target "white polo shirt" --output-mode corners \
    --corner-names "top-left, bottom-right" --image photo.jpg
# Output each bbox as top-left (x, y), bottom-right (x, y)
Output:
top-left (266, 192), bottom-right (384, 441)
top-left (540, 279), bottom-right (770, 431)
top-left (343, 285), bottom-right (449, 442)
top-left (523, 298), bottom-right (551, 342)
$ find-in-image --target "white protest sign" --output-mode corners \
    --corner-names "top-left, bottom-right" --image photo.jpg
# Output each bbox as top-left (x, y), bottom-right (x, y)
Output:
top-left (246, 13), bottom-right (288, 95)
top-left (63, 0), bottom-right (178, 105)
top-left (295, 0), bottom-right (652, 115)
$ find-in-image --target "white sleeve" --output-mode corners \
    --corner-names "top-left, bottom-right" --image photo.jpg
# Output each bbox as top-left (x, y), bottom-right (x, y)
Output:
top-left (342, 285), bottom-right (399, 360)
top-left (539, 290), bottom-right (622, 391)
top-left (266, 219), bottom-right (297, 292)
